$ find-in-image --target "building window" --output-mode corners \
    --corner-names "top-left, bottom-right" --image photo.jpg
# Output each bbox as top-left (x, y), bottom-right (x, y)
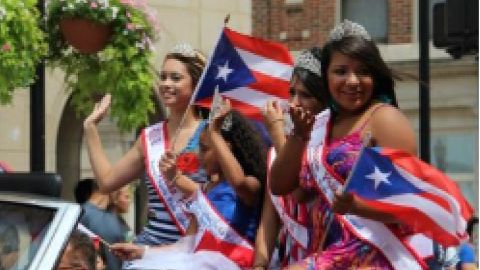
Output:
top-left (285, 0), bottom-right (303, 4)
top-left (341, 0), bottom-right (388, 42)
top-left (431, 132), bottom-right (477, 208)
top-left (432, 133), bottom-right (475, 174)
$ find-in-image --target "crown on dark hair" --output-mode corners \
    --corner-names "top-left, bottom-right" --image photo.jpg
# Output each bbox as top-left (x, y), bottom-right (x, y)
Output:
top-left (295, 50), bottom-right (322, 77)
top-left (327, 19), bottom-right (371, 42)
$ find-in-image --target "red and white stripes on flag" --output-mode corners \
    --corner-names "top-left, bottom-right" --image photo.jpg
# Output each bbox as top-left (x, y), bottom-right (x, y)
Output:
top-left (191, 27), bottom-right (293, 120)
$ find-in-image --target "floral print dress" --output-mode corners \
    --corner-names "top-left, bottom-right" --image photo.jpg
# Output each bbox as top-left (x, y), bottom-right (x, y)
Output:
top-left (299, 128), bottom-right (393, 270)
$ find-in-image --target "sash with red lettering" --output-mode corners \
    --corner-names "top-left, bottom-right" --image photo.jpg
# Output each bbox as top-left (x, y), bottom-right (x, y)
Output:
top-left (142, 122), bottom-right (190, 234)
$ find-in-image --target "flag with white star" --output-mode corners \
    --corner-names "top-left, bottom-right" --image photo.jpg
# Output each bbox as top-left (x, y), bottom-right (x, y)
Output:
top-left (190, 27), bottom-right (293, 120)
top-left (344, 147), bottom-right (473, 247)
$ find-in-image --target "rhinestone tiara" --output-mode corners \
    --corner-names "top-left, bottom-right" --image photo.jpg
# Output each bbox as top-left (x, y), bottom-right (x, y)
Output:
top-left (327, 19), bottom-right (371, 42)
top-left (169, 43), bottom-right (197, 58)
top-left (295, 50), bottom-right (321, 77)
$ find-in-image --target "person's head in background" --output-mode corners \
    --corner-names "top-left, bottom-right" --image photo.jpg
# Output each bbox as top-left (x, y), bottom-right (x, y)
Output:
top-left (321, 19), bottom-right (398, 115)
top-left (74, 178), bottom-right (110, 210)
top-left (110, 185), bottom-right (131, 214)
top-left (290, 47), bottom-right (327, 115)
top-left (157, 43), bottom-right (207, 116)
top-left (467, 216), bottom-right (478, 243)
top-left (0, 222), bottom-right (19, 270)
top-left (56, 230), bottom-right (96, 270)
top-left (74, 178), bottom-right (97, 204)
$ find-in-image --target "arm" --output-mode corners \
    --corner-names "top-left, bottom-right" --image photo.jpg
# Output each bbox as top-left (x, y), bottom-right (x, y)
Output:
top-left (370, 105), bottom-right (417, 155)
top-left (253, 188), bottom-right (281, 269)
top-left (270, 106), bottom-right (314, 195)
top-left (111, 216), bottom-right (199, 260)
top-left (83, 95), bottom-right (144, 192)
top-left (160, 151), bottom-right (200, 197)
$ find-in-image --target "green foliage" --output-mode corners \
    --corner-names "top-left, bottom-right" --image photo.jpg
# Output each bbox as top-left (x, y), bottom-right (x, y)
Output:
top-left (0, 0), bottom-right (48, 104)
top-left (46, 0), bottom-right (159, 131)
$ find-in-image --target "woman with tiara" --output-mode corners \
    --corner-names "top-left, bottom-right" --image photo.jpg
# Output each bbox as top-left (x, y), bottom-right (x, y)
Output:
top-left (254, 47), bottom-right (328, 269)
top-left (271, 20), bottom-right (430, 270)
top-left (83, 43), bottom-right (209, 247)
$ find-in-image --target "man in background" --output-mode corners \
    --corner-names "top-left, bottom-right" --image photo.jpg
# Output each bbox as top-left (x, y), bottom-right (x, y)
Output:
top-left (74, 178), bottom-right (130, 270)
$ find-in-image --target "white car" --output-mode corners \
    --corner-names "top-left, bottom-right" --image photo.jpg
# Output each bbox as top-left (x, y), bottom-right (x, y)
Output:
top-left (0, 173), bottom-right (82, 270)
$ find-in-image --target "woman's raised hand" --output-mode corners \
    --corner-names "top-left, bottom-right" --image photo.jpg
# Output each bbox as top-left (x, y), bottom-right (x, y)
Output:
top-left (289, 105), bottom-right (315, 141)
top-left (209, 98), bottom-right (232, 134)
top-left (159, 151), bottom-right (179, 183)
top-left (263, 100), bottom-right (284, 131)
top-left (83, 94), bottom-right (111, 128)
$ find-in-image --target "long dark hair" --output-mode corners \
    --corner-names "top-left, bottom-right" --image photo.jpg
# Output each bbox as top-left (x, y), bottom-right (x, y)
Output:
top-left (293, 47), bottom-right (328, 105)
top-left (219, 110), bottom-right (267, 190)
top-left (321, 36), bottom-right (398, 108)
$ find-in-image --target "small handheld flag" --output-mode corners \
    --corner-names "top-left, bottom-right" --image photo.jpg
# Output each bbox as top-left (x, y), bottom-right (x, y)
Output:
top-left (77, 223), bottom-right (111, 248)
top-left (345, 147), bottom-right (474, 247)
top-left (208, 86), bottom-right (223, 124)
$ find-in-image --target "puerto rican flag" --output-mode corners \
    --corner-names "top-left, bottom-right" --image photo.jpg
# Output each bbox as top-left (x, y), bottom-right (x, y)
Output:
top-left (195, 230), bottom-right (254, 267)
top-left (190, 27), bottom-right (293, 120)
top-left (345, 147), bottom-right (474, 247)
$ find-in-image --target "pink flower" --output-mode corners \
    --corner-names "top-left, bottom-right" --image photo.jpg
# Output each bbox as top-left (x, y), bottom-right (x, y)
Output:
top-left (126, 23), bottom-right (135, 30)
top-left (90, 2), bottom-right (98, 8)
top-left (2, 43), bottom-right (10, 52)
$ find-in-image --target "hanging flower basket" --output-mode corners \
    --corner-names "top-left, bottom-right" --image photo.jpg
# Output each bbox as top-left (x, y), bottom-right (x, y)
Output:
top-left (59, 18), bottom-right (112, 54)
top-left (46, 0), bottom-right (160, 131)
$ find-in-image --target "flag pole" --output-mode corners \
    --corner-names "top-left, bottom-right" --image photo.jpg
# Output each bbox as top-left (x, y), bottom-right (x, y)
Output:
top-left (169, 19), bottom-right (228, 153)
top-left (317, 132), bottom-right (372, 251)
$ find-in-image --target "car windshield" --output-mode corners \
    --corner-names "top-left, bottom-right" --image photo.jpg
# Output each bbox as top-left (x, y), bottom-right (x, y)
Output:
top-left (0, 202), bottom-right (55, 270)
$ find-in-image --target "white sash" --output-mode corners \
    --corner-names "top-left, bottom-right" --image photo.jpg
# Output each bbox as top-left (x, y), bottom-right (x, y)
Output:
top-left (306, 109), bottom-right (429, 270)
top-left (268, 149), bottom-right (310, 251)
top-left (185, 189), bottom-right (254, 267)
top-left (142, 122), bottom-right (190, 234)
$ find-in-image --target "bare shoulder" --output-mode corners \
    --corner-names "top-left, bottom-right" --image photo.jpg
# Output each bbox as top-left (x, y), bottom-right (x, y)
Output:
top-left (370, 105), bottom-right (411, 125)
top-left (369, 105), bottom-right (417, 154)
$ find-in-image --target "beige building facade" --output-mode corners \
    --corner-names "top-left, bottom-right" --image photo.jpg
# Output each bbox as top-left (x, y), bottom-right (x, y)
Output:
top-left (0, 1), bottom-right (477, 229)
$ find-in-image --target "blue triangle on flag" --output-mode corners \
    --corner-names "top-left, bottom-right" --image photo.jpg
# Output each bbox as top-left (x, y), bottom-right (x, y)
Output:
top-left (194, 30), bottom-right (256, 102)
top-left (346, 147), bottom-right (423, 200)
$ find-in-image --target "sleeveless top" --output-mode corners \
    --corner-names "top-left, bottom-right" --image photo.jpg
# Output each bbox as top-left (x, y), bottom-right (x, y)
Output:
top-left (206, 180), bottom-right (261, 243)
top-left (135, 121), bottom-right (208, 245)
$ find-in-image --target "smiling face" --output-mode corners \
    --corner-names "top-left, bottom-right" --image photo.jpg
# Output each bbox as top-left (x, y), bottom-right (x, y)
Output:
top-left (157, 58), bottom-right (194, 112)
top-left (289, 74), bottom-right (323, 115)
top-left (327, 51), bottom-right (374, 113)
